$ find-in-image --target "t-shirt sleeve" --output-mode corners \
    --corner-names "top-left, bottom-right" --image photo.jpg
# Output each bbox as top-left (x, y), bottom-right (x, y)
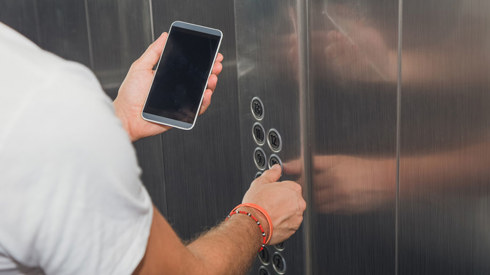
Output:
top-left (0, 61), bottom-right (153, 274)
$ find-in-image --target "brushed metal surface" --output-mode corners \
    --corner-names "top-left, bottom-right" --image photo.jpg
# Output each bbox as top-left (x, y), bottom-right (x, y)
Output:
top-left (0, 0), bottom-right (90, 66)
top-left (35, 0), bottom-right (91, 67)
top-left (399, 0), bottom-right (490, 273)
top-left (85, 0), bottom-right (153, 95)
top-left (309, 0), bottom-right (399, 273)
top-left (83, 0), bottom-right (167, 213)
top-left (151, 0), bottom-right (244, 241)
top-left (235, 1), bottom-right (306, 274)
top-left (0, 0), bottom-right (41, 43)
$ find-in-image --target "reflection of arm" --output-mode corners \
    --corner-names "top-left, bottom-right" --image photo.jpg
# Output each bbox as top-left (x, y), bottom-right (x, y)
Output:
top-left (401, 139), bottom-right (490, 196)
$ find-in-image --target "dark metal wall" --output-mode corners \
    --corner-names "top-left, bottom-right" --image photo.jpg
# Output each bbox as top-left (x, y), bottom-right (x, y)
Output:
top-left (150, 0), bottom-right (243, 241)
top-left (2, 0), bottom-right (490, 274)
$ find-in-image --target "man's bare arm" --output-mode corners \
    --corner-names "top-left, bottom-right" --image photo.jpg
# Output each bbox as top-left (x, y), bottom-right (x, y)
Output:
top-left (133, 166), bottom-right (305, 275)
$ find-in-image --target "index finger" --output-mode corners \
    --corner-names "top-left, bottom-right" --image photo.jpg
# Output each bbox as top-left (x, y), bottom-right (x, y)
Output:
top-left (253, 165), bottom-right (282, 185)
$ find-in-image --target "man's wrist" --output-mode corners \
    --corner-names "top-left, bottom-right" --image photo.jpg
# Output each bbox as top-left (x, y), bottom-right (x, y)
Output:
top-left (227, 209), bottom-right (265, 250)
top-left (235, 206), bottom-right (271, 243)
top-left (113, 100), bottom-right (137, 142)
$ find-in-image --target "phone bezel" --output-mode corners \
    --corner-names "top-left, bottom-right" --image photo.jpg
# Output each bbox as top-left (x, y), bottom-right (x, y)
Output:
top-left (141, 21), bottom-right (223, 130)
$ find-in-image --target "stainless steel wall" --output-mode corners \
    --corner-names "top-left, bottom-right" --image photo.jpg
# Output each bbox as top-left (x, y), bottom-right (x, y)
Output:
top-left (235, 1), bottom-right (308, 274)
top-left (150, 0), bottom-right (244, 241)
top-left (308, 0), bottom-right (399, 274)
top-left (236, 0), bottom-right (490, 274)
top-left (2, 0), bottom-right (490, 274)
top-left (399, 0), bottom-right (490, 273)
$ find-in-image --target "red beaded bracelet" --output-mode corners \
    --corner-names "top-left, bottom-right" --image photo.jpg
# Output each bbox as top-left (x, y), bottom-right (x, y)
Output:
top-left (226, 210), bottom-right (267, 251)
top-left (231, 203), bottom-right (273, 245)
top-left (238, 203), bottom-right (273, 245)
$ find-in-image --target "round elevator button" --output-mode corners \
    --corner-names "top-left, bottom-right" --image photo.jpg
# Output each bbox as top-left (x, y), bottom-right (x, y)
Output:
top-left (272, 252), bottom-right (286, 274)
top-left (268, 154), bottom-right (283, 170)
top-left (274, 242), bottom-right (285, 251)
top-left (252, 122), bottom-right (266, 145)
top-left (258, 266), bottom-right (270, 275)
top-left (251, 97), bottom-right (264, 120)
top-left (255, 171), bottom-right (263, 179)
top-left (258, 246), bottom-right (270, 265)
top-left (254, 148), bottom-right (267, 171)
top-left (267, 128), bottom-right (282, 152)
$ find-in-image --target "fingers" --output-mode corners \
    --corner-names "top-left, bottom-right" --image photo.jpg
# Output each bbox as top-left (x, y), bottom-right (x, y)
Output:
top-left (133, 32), bottom-right (168, 70)
top-left (199, 89), bottom-right (213, 115)
top-left (216, 53), bottom-right (224, 62)
top-left (254, 164), bottom-right (282, 185)
top-left (212, 61), bottom-right (223, 75)
top-left (206, 74), bottom-right (218, 91)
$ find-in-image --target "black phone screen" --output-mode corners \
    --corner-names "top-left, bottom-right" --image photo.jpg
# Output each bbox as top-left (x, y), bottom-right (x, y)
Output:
top-left (143, 26), bottom-right (221, 124)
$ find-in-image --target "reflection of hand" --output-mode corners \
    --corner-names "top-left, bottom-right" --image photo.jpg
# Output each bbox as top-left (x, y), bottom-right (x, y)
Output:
top-left (323, 26), bottom-right (395, 82)
top-left (242, 165), bottom-right (306, 245)
top-left (113, 32), bottom-right (224, 142)
top-left (285, 155), bottom-right (395, 214)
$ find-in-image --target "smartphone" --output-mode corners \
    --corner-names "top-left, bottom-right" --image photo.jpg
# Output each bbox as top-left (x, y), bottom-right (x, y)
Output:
top-left (142, 21), bottom-right (223, 130)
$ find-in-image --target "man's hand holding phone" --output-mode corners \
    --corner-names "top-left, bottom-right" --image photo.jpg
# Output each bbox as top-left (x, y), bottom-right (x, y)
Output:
top-left (114, 32), bottom-right (223, 142)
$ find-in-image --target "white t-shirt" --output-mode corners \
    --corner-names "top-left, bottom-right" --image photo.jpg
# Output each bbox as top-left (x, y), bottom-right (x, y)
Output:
top-left (0, 23), bottom-right (153, 274)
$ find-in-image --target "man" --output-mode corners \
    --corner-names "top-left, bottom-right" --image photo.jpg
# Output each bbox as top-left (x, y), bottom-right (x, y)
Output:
top-left (0, 22), bottom-right (306, 274)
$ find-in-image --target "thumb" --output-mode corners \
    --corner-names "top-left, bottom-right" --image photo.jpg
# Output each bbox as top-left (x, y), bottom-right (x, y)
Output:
top-left (134, 32), bottom-right (168, 70)
top-left (254, 165), bottom-right (282, 185)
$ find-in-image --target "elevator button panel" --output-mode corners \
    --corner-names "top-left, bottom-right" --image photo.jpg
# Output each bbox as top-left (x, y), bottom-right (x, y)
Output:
top-left (254, 148), bottom-right (267, 170)
top-left (253, 122), bottom-right (266, 145)
top-left (267, 129), bottom-right (282, 152)
top-left (268, 154), bottom-right (283, 170)
top-left (250, 96), bottom-right (288, 274)
top-left (251, 97), bottom-right (265, 120)
top-left (272, 253), bottom-right (286, 274)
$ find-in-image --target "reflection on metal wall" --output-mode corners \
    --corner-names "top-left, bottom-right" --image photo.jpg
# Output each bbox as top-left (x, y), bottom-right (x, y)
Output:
top-left (309, 0), bottom-right (398, 274)
top-left (399, 0), bottom-right (490, 273)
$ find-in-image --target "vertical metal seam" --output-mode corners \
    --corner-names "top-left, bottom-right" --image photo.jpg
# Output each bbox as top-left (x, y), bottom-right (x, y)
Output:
top-left (148, 0), bottom-right (155, 41)
top-left (395, 0), bottom-right (404, 274)
top-left (297, 0), bottom-right (313, 274)
top-left (148, 0), bottom-right (167, 215)
top-left (83, 0), bottom-right (94, 69)
top-left (32, 1), bottom-right (42, 44)
top-left (231, 0), bottom-right (246, 196)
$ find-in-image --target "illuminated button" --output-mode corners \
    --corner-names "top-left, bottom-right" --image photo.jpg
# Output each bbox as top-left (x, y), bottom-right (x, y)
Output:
top-left (251, 97), bottom-right (264, 120)
top-left (272, 252), bottom-right (286, 274)
top-left (268, 154), bottom-right (283, 170)
top-left (258, 266), bottom-right (270, 275)
top-left (254, 148), bottom-right (267, 171)
top-left (258, 246), bottom-right (270, 265)
top-left (252, 122), bottom-right (266, 145)
top-left (267, 128), bottom-right (282, 152)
